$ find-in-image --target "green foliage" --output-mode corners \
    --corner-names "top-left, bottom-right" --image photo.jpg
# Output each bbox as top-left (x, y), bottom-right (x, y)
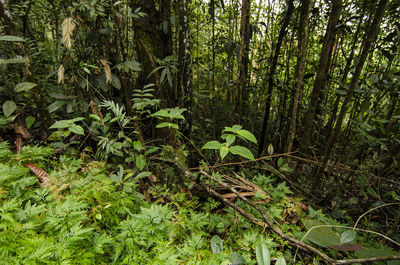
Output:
top-left (202, 125), bottom-right (257, 160)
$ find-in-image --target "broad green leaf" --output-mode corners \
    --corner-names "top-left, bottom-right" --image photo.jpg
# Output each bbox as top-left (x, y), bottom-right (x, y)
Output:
top-left (302, 219), bottom-right (340, 247)
top-left (48, 100), bottom-right (66, 113)
top-left (69, 124), bottom-right (84, 135)
top-left (2, 100), bottom-right (17, 117)
top-left (229, 253), bottom-right (246, 265)
top-left (15, 82), bottom-right (37, 93)
top-left (202, 141), bottom-right (222, 150)
top-left (340, 230), bottom-right (357, 244)
top-left (231, 124), bottom-right (242, 131)
top-left (229, 145), bottom-right (255, 160)
top-left (236, 129), bottom-right (257, 144)
top-left (220, 146), bottom-right (229, 160)
top-left (226, 134), bottom-right (236, 146)
top-left (71, 117), bottom-right (85, 122)
top-left (136, 171), bottom-right (152, 179)
top-left (133, 140), bottom-right (142, 151)
top-left (152, 109), bottom-right (169, 118)
top-left (136, 154), bottom-right (146, 171)
top-left (256, 242), bottom-right (270, 265)
top-left (156, 122), bottom-right (172, 128)
top-left (277, 157), bottom-right (284, 167)
top-left (356, 247), bottom-right (400, 264)
top-left (111, 74), bottom-right (121, 89)
top-left (210, 235), bottom-right (223, 254)
top-left (0, 35), bottom-right (25, 42)
top-left (25, 116), bottom-right (35, 128)
top-left (49, 120), bottom-right (70, 129)
top-left (89, 114), bottom-right (101, 121)
top-left (276, 257), bottom-right (286, 265)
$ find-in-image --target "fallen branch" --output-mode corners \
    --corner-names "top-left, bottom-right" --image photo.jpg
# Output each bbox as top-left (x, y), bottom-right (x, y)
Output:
top-left (154, 157), bottom-right (400, 265)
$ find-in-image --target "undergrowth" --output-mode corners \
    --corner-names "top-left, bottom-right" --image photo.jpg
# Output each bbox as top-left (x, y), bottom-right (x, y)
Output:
top-left (0, 142), bottom-right (399, 264)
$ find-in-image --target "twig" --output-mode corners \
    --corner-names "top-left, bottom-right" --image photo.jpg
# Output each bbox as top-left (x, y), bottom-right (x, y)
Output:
top-left (153, 157), bottom-right (400, 265)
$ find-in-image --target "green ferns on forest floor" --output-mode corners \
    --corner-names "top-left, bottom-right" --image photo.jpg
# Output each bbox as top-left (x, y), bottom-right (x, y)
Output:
top-left (0, 142), bottom-right (399, 264)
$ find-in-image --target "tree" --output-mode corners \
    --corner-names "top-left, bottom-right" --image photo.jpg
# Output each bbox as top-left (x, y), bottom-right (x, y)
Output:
top-left (258, 0), bottom-right (295, 156)
top-left (301, 0), bottom-right (342, 147)
top-left (235, 0), bottom-right (251, 123)
top-left (285, 0), bottom-right (313, 153)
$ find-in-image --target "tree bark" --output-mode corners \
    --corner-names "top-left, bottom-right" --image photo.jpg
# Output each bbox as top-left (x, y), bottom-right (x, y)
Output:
top-left (285, 0), bottom-right (313, 153)
top-left (301, 0), bottom-right (342, 147)
top-left (131, 0), bottom-right (173, 106)
top-left (235, 0), bottom-right (251, 123)
top-left (177, 0), bottom-right (193, 136)
top-left (257, 0), bottom-right (295, 156)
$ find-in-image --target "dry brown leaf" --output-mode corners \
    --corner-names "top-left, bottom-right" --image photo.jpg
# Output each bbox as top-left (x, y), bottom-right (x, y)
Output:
top-left (100, 60), bottom-right (112, 84)
top-left (62, 17), bottom-right (76, 50)
top-left (58, 64), bottom-right (65, 84)
top-left (15, 135), bottom-right (22, 154)
top-left (329, 244), bottom-right (364, 252)
top-left (14, 124), bottom-right (31, 139)
top-left (24, 163), bottom-right (49, 183)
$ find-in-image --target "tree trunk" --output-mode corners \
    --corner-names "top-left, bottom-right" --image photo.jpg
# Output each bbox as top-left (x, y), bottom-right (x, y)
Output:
top-left (235, 0), bottom-right (251, 123)
top-left (301, 0), bottom-right (342, 147)
top-left (284, 0), bottom-right (313, 153)
top-left (325, 0), bottom-right (388, 157)
top-left (131, 0), bottom-right (173, 106)
top-left (177, 0), bottom-right (193, 136)
top-left (257, 0), bottom-right (295, 156)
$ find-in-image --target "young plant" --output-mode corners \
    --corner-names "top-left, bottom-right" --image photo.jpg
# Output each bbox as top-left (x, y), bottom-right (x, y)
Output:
top-left (202, 125), bottom-right (257, 161)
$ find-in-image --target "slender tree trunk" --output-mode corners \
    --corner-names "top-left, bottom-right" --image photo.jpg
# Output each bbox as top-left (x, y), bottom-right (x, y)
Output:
top-left (235, 0), bottom-right (251, 123)
top-left (285, 0), bottom-right (313, 153)
top-left (257, 0), bottom-right (295, 156)
top-left (325, 0), bottom-right (388, 158)
top-left (177, 0), bottom-right (193, 137)
top-left (301, 0), bottom-right (342, 147)
top-left (325, 12), bottom-right (364, 138)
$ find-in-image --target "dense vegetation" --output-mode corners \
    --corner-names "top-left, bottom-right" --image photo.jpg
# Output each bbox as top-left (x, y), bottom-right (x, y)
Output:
top-left (0, 0), bottom-right (399, 263)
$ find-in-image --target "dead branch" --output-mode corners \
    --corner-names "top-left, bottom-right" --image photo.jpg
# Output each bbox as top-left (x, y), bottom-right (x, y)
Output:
top-left (154, 157), bottom-right (400, 265)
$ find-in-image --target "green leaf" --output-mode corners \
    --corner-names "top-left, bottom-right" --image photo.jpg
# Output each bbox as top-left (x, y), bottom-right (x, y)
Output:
top-left (136, 154), bottom-right (146, 171)
top-left (230, 253), bottom-right (246, 265)
top-left (220, 146), bottom-right (229, 160)
top-left (256, 242), bottom-right (270, 265)
top-left (229, 146), bottom-right (255, 160)
top-left (155, 122), bottom-right (172, 128)
top-left (48, 100), bottom-right (66, 113)
top-left (276, 257), bottom-right (286, 265)
top-left (25, 116), bottom-right (35, 128)
top-left (111, 74), bottom-right (121, 89)
top-left (302, 219), bottom-right (340, 247)
top-left (2, 100), bottom-right (17, 117)
top-left (50, 120), bottom-right (70, 129)
top-left (15, 82), bottom-right (37, 93)
top-left (0, 35), bottom-right (25, 42)
top-left (236, 129), bottom-right (257, 144)
top-left (89, 114), bottom-right (101, 121)
top-left (69, 124), bottom-right (84, 135)
top-left (340, 230), bottom-right (357, 244)
top-left (226, 134), bottom-right (236, 146)
top-left (267, 144), bottom-right (274, 155)
top-left (136, 171), bottom-right (152, 179)
top-left (210, 235), bottom-right (223, 254)
top-left (277, 157), bottom-right (284, 167)
top-left (133, 140), bottom-right (142, 151)
top-left (202, 141), bottom-right (222, 150)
